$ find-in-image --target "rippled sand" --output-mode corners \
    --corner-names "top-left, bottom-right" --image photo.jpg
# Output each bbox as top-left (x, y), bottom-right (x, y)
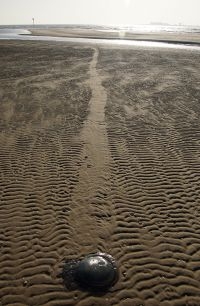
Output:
top-left (1, 40), bottom-right (200, 306)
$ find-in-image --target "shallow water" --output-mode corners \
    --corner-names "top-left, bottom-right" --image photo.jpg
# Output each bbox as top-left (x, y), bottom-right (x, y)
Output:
top-left (0, 28), bottom-right (200, 51)
top-left (0, 27), bottom-right (200, 50)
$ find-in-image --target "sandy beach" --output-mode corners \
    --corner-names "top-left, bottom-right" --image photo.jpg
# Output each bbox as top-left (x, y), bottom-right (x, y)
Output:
top-left (1, 39), bottom-right (200, 306)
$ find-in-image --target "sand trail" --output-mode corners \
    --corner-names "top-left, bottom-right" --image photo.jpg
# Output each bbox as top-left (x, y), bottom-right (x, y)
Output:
top-left (67, 47), bottom-right (114, 255)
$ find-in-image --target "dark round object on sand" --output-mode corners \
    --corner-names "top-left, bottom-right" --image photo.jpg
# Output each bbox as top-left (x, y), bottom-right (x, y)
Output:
top-left (75, 253), bottom-right (118, 290)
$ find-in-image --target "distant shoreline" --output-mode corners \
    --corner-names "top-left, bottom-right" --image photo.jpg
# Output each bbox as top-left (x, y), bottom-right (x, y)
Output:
top-left (28, 27), bottom-right (200, 46)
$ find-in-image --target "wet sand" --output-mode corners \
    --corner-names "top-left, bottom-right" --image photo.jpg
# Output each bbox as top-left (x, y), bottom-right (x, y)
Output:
top-left (29, 27), bottom-right (200, 45)
top-left (1, 40), bottom-right (200, 306)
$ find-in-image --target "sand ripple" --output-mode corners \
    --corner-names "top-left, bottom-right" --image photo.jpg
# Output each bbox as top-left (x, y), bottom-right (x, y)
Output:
top-left (1, 41), bottom-right (200, 305)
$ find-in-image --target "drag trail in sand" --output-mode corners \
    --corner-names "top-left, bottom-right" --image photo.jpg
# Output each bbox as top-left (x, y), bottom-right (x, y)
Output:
top-left (67, 47), bottom-right (115, 255)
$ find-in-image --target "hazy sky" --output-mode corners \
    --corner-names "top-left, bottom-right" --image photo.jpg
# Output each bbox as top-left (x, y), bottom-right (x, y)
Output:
top-left (0, 0), bottom-right (199, 26)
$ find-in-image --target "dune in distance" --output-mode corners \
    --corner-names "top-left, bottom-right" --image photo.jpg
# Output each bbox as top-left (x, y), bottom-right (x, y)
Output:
top-left (0, 38), bottom-right (200, 306)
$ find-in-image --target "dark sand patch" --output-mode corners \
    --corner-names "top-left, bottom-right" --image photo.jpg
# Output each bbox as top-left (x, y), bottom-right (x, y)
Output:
top-left (0, 40), bottom-right (200, 305)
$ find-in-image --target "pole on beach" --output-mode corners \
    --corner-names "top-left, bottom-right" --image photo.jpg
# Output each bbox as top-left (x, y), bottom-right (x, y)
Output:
top-left (32, 18), bottom-right (35, 27)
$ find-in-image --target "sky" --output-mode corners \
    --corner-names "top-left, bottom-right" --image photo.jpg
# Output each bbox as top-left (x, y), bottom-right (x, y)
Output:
top-left (0, 0), bottom-right (199, 26)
